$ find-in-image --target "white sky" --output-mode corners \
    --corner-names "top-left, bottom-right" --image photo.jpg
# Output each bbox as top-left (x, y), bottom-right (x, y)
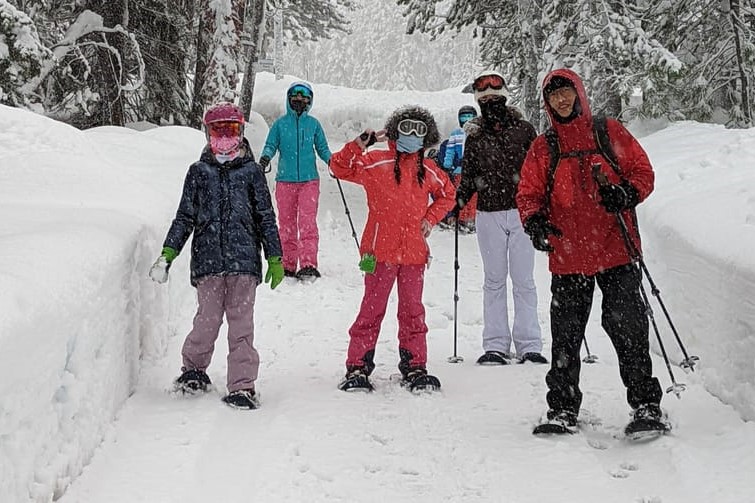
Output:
top-left (1, 72), bottom-right (755, 503)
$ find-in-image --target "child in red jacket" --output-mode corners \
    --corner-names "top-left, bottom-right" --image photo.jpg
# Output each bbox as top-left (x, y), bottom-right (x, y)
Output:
top-left (329, 106), bottom-right (456, 392)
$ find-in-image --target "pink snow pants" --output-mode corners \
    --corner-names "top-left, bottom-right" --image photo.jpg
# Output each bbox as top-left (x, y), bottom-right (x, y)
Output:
top-left (347, 263), bottom-right (428, 370)
top-left (275, 180), bottom-right (320, 272)
top-left (181, 275), bottom-right (260, 393)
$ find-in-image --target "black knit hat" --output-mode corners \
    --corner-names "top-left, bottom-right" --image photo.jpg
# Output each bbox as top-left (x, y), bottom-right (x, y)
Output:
top-left (543, 75), bottom-right (575, 96)
top-left (384, 105), bottom-right (441, 148)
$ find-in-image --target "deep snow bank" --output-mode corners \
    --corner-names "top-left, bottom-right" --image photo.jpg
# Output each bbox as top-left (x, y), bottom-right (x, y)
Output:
top-left (640, 122), bottom-right (755, 421)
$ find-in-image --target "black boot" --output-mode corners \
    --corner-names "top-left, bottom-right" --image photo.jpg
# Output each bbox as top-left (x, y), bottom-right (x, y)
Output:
top-left (173, 368), bottom-right (211, 394)
top-left (625, 403), bottom-right (669, 440)
top-left (533, 409), bottom-right (578, 435)
top-left (222, 389), bottom-right (260, 410)
top-left (401, 368), bottom-right (441, 392)
top-left (338, 367), bottom-right (374, 392)
top-left (476, 350), bottom-right (510, 365)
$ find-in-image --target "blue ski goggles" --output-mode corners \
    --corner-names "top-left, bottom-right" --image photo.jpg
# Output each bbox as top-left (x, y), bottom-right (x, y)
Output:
top-left (288, 85), bottom-right (312, 99)
top-left (397, 119), bottom-right (428, 137)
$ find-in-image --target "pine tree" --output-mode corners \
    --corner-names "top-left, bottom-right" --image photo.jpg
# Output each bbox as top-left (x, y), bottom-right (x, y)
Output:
top-left (0, 0), bottom-right (53, 107)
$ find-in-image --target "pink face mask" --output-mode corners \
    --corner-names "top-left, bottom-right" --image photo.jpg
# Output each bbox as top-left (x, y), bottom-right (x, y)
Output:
top-left (209, 135), bottom-right (241, 155)
top-left (208, 121), bottom-right (242, 155)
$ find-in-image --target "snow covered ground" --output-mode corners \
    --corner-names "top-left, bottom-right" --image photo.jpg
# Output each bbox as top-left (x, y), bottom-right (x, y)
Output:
top-left (1, 73), bottom-right (754, 503)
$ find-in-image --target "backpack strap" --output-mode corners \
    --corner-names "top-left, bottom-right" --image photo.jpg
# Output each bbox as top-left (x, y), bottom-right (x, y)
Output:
top-left (592, 114), bottom-right (621, 178)
top-left (543, 128), bottom-right (560, 216)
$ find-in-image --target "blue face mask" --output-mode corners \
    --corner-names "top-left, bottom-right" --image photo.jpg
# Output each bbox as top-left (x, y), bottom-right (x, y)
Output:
top-left (396, 133), bottom-right (424, 153)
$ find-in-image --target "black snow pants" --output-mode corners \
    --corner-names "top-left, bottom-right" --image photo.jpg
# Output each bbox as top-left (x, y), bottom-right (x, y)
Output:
top-left (545, 263), bottom-right (662, 415)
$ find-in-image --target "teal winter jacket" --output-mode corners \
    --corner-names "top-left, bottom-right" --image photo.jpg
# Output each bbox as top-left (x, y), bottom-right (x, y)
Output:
top-left (261, 82), bottom-right (332, 182)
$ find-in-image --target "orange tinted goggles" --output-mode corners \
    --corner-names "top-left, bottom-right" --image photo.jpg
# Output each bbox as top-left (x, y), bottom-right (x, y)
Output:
top-left (208, 121), bottom-right (242, 137)
top-left (473, 74), bottom-right (505, 92)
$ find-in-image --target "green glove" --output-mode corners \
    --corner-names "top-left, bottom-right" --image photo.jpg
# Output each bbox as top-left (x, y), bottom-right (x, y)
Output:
top-left (161, 246), bottom-right (178, 264)
top-left (265, 256), bottom-right (284, 289)
top-left (359, 253), bottom-right (376, 274)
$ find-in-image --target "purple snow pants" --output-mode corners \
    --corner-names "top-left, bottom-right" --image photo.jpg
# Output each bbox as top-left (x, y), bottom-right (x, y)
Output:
top-left (275, 180), bottom-right (320, 272)
top-left (181, 274), bottom-right (259, 392)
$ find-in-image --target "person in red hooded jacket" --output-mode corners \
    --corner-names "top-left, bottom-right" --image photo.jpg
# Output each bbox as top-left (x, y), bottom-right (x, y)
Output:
top-left (517, 69), bottom-right (665, 435)
top-left (329, 105), bottom-right (456, 393)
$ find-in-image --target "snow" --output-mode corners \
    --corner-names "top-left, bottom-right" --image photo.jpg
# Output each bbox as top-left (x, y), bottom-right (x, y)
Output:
top-left (1, 72), bottom-right (754, 503)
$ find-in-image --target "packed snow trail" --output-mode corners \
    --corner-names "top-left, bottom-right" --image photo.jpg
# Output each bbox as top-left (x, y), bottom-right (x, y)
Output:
top-left (58, 167), bottom-right (755, 503)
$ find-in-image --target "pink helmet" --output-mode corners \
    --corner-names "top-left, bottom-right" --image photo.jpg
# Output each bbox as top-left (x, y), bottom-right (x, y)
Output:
top-left (203, 102), bottom-right (245, 125)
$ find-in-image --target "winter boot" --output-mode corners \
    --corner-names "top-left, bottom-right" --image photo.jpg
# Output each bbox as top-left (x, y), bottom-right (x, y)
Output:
top-left (338, 367), bottom-right (374, 392)
top-left (296, 266), bottom-right (321, 282)
top-left (533, 409), bottom-right (578, 435)
top-left (173, 368), bottom-right (211, 394)
top-left (284, 268), bottom-right (297, 278)
top-left (476, 350), bottom-right (510, 365)
top-left (518, 352), bottom-right (548, 364)
top-left (400, 368), bottom-right (441, 392)
top-left (625, 403), bottom-right (669, 440)
top-left (222, 389), bottom-right (260, 410)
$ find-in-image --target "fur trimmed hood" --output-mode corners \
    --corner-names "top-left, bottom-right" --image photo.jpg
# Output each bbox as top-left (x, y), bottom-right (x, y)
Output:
top-left (383, 105), bottom-right (441, 148)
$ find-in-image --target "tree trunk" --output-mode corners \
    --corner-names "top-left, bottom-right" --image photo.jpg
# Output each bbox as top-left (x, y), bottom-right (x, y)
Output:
top-left (87, 0), bottom-right (127, 126)
top-left (190, 0), bottom-right (212, 129)
top-left (730, 0), bottom-right (753, 126)
top-left (239, 0), bottom-right (266, 121)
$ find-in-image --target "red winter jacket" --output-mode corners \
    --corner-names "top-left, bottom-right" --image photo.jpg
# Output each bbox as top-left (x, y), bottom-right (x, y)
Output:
top-left (330, 141), bottom-right (456, 265)
top-left (516, 69), bottom-right (654, 275)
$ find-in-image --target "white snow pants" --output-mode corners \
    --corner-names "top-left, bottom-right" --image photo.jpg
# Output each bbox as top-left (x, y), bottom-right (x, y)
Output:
top-left (475, 209), bottom-right (542, 356)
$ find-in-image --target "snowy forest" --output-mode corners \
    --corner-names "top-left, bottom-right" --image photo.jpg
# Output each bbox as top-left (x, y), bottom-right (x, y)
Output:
top-left (1, 0), bottom-right (754, 130)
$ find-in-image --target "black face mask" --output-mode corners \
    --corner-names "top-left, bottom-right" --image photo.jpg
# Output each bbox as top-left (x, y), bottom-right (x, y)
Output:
top-left (289, 98), bottom-right (308, 115)
top-left (479, 97), bottom-right (508, 123)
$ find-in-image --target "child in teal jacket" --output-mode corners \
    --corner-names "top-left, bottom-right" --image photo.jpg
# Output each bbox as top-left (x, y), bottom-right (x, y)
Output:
top-left (259, 81), bottom-right (332, 280)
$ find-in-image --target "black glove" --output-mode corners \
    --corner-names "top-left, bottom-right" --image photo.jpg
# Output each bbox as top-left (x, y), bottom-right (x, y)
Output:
top-left (359, 131), bottom-right (377, 148)
top-left (598, 180), bottom-right (639, 213)
top-left (259, 155), bottom-right (271, 172)
top-left (523, 213), bottom-right (562, 252)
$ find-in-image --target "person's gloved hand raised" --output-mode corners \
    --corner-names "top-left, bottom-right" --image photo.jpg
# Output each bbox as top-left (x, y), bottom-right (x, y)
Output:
top-left (149, 246), bottom-right (178, 283)
top-left (356, 129), bottom-right (387, 150)
top-left (264, 256), bottom-right (284, 289)
top-left (523, 214), bottom-right (562, 253)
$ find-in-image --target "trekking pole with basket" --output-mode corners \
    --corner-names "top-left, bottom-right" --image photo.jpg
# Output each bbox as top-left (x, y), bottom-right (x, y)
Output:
top-left (592, 164), bottom-right (699, 397)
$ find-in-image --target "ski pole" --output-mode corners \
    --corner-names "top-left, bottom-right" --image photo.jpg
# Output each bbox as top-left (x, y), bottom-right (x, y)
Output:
top-left (592, 165), bottom-right (696, 397)
top-left (448, 213), bottom-right (463, 363)
top-left (335, 178), bottom-right (361, 252)
top-left (582, 335), bottom-right (598, 364)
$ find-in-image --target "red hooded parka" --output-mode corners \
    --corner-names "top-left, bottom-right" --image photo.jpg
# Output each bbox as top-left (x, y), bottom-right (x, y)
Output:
top-left (516, 69), bottom-right (655, 275)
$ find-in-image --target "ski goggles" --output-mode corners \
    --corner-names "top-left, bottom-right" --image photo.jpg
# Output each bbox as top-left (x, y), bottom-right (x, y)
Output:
top-left (473, 74), bottom-right (506, 92)
top-left (208, 121), bottom-right (242, 138)
top-left (459, 113), bottom-right (476, 125)
top-left (288, 85), bottom-right (312, 99)
top-left (397, 119), bottom-right (428, 137)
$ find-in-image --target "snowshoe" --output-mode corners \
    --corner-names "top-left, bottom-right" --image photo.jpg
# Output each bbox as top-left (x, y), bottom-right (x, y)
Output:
top-left (338, 368), bottom-right (374, 392)
top-left (459, 221), bottom-right (476, 234)
top-left (533, 410), bottom-right (578, 436)
top-left (296, 266), bottom-right (321, 282)
top-left (222, 389), bottom-right (260, 410)
top-left (476, 350), bottom-right (510, 366)
top-left (400, 368), bottom-right (441, 393)
top-left (173, 368), bottom-right (211, 395)
top-left (518, 352), bottom-right (549, 364)
top-left (624, 403), bottom-right (669, 441)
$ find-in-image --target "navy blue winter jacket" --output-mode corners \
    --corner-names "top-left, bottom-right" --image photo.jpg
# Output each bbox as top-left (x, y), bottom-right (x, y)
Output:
top-left (163, 140), bottom-right (282, 286)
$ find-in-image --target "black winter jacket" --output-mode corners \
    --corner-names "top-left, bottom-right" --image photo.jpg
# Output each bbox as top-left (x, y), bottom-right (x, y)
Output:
top-left (164, 141), bottom-right (282, 286)
top-left (457, 108), bottom-right (537, 212)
